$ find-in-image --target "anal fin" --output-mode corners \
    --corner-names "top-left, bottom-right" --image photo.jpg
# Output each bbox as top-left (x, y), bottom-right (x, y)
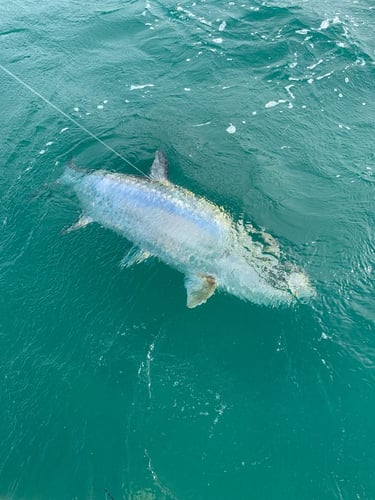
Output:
top-left (184, 274), bottom-right (217, 308)
top-left (120, 246), bottom-right (152, 269)
top-left (62, 215), bottom-right (93, 234)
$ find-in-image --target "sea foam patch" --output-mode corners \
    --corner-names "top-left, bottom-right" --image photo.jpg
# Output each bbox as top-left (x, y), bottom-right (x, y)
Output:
top-left (130, 84), bottom-right (155, 91)
top-left (226, 123), bottom-right (236, 133)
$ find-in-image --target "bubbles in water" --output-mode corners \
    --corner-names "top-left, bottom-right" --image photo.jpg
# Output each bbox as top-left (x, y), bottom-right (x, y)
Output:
top-left (218, 21), bottom-right (226, 32)
top-left (265, 99), bottom-right (287, 108)
top-left (226, 123), bottom-right (236, 134)
top-left (130, 83), bottom-right (155, 91)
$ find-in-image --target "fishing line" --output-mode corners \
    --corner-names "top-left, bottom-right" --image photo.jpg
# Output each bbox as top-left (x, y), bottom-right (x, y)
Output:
top-left (0, 63), bottom-right (150, 178)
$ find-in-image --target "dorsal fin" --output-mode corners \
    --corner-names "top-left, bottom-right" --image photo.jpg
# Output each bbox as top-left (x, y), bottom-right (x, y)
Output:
top-left (150, 150), bottom-right (169, 181)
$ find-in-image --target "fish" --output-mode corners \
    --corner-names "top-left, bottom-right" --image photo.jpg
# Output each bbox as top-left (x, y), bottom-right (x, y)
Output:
top-left (60, 151), bottom-right (314, 308)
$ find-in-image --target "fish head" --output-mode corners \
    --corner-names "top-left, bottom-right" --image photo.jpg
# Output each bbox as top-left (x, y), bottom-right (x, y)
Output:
top-left (222, 230), bottom-right (315, 306)
top-left (286, 268), bottom-right (316, 302)
top-left (253, 256), bottom-right (315, 305)
top-left (237, 227), bottom-right (315, 305)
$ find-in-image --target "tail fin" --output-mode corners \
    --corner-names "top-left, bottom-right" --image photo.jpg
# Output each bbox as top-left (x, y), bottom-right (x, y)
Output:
top-left (59, 159), bottom-right (87, 186)
top-left (67, 158), bottom-right (88, 173)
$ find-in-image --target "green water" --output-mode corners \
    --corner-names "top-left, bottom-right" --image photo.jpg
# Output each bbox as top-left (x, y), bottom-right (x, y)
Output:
top-left (1, 0), bottom-right (375, 498)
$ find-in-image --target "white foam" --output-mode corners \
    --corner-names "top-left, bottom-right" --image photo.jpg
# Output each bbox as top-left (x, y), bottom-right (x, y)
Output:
top-left (184, 87), bottom-right (191, 91)
top-left (307, 59), bottom-right (323, 70)
top-left (38, 149), bottom-right (46, 155)
top-left (60, 127), bottom-right (69, 133)
top-left (193, 121), bottom-right (211, 127)
top-left (226, 123), bottom-right (236, 134)
top-left (103, 99), bottom-right (108, 104)
top-left (97, 104), bottom-right (104, 109)
top-left (130, 83), bottom-right (154, 91)
top-left (252, 111), bottom-right (257, 116)
top-left (45, 141), bottom-right (53, 146)
top-left (285, 85), bottom-right (295, 99)
top-left (176, 5), bottom-right (212, 27)
top-left (316, 71), bottom-right (333, 80)
top-left (218, 21), bottom-right (226, 32)
top-left (265, 99), bottom-right (286, 108)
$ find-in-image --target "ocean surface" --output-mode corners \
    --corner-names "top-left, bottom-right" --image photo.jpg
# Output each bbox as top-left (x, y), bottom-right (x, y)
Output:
top-left (1, 0), bottom-right (374, 498)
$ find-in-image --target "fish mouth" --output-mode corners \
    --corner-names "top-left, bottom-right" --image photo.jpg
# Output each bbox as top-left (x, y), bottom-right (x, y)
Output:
top-left (287, 271), bottom-right (315, 301)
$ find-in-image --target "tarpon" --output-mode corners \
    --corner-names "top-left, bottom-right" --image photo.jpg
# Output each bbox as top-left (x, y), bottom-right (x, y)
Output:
top-left (60, 151), bottom-right (314, 308)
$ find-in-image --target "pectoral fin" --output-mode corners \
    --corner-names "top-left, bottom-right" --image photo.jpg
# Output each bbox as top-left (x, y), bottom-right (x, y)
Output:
top-left (120, 246), bottom-right (152, 269)
top-left (184, 274), bottom-right (217, 308)
top-left (150, 150), bottom-right (169, 181)
top-left (61, 215), bottom-right (93, 234)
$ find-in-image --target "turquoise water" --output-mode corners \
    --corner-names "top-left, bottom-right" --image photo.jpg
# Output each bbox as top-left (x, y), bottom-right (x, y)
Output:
top-left (1, 0), bottom-right (375, 498)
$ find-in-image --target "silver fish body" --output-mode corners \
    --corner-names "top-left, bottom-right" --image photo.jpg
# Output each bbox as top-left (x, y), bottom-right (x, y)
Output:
top-left (61, 151), bottom-right (314, 308)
